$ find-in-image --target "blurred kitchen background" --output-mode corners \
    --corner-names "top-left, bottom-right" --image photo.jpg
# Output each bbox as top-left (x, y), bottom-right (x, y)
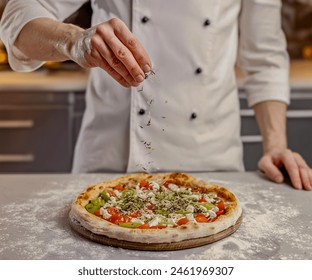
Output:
top-left (0, 0), bottom-right (312, 173)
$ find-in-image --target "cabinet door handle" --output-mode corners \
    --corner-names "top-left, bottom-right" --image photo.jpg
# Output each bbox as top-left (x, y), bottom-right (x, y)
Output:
top-left (0, 154), bottom-right (35, 162)
top-left (241, 110), bottom-right (312, 118)
top-left (241, 135), bottom-right (263, 143)
top-left (240, 110), bottom-right (254, 117)
top-left (0, 120), bottom-right (34, 129)
top-left (286, 111), bottom-right (312, 118)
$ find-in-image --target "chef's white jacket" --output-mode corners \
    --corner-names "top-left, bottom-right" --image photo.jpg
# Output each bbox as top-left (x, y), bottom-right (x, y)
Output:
top-left (0, 0), bottom-right (290, 173)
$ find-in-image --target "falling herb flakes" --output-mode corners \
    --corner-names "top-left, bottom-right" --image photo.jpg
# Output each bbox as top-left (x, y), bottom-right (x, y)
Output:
top-left (135, 69), bottom-right (161, 172)
top-left (144, 69), bottom-right (156, 79)
top-left (140, 141), bottom-right (153, 151)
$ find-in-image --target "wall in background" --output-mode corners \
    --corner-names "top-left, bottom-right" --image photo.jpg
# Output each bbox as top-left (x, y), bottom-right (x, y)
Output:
top-left (282, 0), bottom-right (312, 58)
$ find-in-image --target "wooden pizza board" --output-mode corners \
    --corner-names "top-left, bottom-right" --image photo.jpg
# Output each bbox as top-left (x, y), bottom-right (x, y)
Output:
top-left (69, 213), bottom-right (243, 251)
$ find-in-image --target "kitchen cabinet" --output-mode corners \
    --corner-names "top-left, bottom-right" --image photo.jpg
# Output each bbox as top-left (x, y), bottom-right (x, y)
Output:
top-left (239, 89), bottom-right (312, 170)
top-left (0, 90), bottom-right (85, 173)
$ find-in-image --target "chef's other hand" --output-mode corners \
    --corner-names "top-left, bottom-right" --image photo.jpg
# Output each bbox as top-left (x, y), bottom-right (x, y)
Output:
top-left (67, 18), bottom-right (152, 88)
top-left (258, 148), bottom-right (312, 190)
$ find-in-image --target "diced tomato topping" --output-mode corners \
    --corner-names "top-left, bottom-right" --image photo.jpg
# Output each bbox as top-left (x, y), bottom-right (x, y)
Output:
top-left (217, 201), bottom-right (225, 211)
top-left (94, 209), bottom-right (101, 217)
top-left (123, 216), bottom-right (131, 223)
top-left (195, 213), bottom-right (206, 218)
top-left (163, 180), bottom-right (175, 188)
top-left (107, 207), bottom-right (119, 215)
top-left (216, 209), bottom-right (225, 216)
top-left (137, 224), bottom-right (151, 229)
top-left (147, 204), bottom-right (156, 210)
top-left (139, 180), bottom-right (153, 190)
top-left (108, 213), bottom-right (122, 224)
top-left (108, 190), bottom-right (116, 197)
top-left (198, 198), bottom-right (207, 203)
top-left (113, 184), bottom-right (124, 191)
top-left (129, 211), bottom-right (141, 218)
top-left (176, 218), bottom-right (189, 225)
top-left (139, 180), bottom-right (149, 188)
top-left (108, 213), bottom-right (130, 225)
top-left (209, 217), bottom-right (217, 223)
top-left (195, 213), bottom-right (209, 223)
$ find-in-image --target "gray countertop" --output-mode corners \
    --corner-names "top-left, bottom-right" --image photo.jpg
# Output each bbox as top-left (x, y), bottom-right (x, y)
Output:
top-left (0, 172), bottom-right (311, 260)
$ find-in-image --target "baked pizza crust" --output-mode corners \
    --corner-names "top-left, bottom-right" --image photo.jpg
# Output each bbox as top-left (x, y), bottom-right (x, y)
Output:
top-left (69, 173), bottom-right (242, 244)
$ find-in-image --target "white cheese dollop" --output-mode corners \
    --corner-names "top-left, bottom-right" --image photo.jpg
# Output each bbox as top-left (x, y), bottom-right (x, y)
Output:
top-left (199, 205), bottom-right (208, 212)
top-left (208, 210), bottom-right (217, 219)
top-left (150, 181), bottom-right (160, 191)
top-left (189, 194), bottom-right (201, 200)
top-left (168, 184), bottom-right (178, 192)
top-left (186, 213), bottom-right (197, 223)
top-left (203, 194), bottom-right (214, 203)
top-left (148, 216), bottom-right (161, 227)
top-left (130, 218), bottom-right (144, 225)
top-left (110, 197), bottom-right (116, 204)
top-left (167, 218), bottom-right (176, 225)
top-left (150, 196), bottom-right (157, 205)
top-left (186, 205), bottom-right (194, 213)
top-left (113, 190), bottom-right (122, 198)
top-left (100, 208), bottom-right (112, 219)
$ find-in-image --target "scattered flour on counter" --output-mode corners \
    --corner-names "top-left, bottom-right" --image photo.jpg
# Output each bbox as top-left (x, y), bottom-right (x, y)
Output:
top-left (0, 178), bottom-right (113, 260)
top-left (186, 180), bottom-right (312, 260)
top-left (1, 176), bottom-right (311, 260)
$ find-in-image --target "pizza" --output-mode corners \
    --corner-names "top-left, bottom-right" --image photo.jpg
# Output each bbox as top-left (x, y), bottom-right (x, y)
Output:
top-left (69, 173), bottom-right (242, 244)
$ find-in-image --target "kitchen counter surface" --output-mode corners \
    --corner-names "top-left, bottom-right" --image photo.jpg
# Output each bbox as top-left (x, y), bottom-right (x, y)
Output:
top-left (288, 60), bottom-right (312, 90)
top-left (0, 69), bottom-right (89, 91)
top-left (1, 60), bottom-right (312, 92)
top-left (0, 172), bottom-right (311, 260)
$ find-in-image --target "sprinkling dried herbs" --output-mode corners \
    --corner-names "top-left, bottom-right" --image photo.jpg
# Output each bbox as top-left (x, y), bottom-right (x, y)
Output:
top-left (144, 69), bottom-right (156, 79)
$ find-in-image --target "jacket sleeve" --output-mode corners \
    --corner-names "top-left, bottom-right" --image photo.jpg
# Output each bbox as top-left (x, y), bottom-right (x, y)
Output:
top-left (0, 0), bottom-right (88, 71)
top-left (237, 0), bottom-right (290, 107)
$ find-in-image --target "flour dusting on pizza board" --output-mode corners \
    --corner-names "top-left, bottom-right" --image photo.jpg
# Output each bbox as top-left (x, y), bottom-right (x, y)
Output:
top-left (69, 173), bottom-right (242, 251)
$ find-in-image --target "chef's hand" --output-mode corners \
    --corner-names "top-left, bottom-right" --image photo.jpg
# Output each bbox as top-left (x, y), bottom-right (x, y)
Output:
top-left (69, 18), bottom-right (152, 88)
top-left (258, 148), bottom-right (312, 190)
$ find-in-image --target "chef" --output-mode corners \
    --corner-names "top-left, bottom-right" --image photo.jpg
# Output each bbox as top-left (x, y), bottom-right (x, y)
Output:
top-left (0, 0), bottom-right (311, 190)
